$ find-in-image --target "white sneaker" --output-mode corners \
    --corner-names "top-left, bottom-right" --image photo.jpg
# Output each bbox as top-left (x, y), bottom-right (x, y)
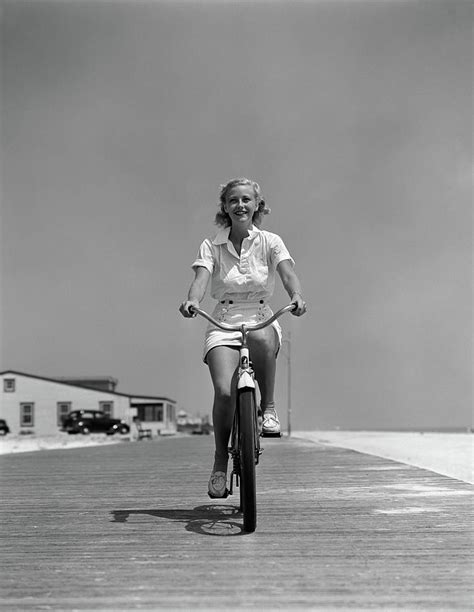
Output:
top-left (208, 471), bottom-right (228, 498)
top-left (262, 411), bottom-right (281, 436)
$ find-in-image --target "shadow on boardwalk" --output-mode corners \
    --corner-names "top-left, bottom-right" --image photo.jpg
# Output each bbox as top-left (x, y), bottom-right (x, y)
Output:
top-left (111, 504), bottom-right (246, 537)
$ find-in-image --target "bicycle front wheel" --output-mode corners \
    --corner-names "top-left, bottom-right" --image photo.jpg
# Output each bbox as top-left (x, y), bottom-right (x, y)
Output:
top-left (238, 388), bottom-right (258, 533)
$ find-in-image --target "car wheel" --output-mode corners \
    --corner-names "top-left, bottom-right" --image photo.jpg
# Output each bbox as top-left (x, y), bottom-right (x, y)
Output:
top-left (119, 425), bottom-right (129, 435)
top-left (81, 426), bottom-right (90, 435)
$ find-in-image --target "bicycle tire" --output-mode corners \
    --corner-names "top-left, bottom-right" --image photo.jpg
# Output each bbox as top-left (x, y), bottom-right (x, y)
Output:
top-left (238, 388), bottom-right (258, 533)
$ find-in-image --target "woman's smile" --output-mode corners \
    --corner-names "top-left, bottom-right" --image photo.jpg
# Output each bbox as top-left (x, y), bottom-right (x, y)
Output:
top-left (224, 185), bottom-right (257, 225)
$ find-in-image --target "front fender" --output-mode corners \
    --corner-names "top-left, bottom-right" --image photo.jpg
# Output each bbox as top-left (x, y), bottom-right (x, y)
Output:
top-left (237, 371), bottom-right (255, 389)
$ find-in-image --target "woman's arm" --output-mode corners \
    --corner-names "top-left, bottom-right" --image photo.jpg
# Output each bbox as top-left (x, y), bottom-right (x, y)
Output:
top-left (179, 266), bottom-right (211, 318)
top-left (277, 259), bottom-right (306, 316)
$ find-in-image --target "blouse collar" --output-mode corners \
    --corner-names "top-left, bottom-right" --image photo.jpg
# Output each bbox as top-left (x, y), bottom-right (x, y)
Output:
top-left (212, 225), bottom-right (260, 245)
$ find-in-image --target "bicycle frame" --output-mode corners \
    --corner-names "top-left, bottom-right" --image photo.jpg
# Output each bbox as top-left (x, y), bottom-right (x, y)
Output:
top-left (190, 303), bottom-right (295, 532)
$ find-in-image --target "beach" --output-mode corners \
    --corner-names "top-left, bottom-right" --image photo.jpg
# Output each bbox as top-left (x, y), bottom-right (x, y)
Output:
top-left (0, 430), bottom-right (472, 485)
top-left (293, 430), bottom-right (473, 484)
top-left (0, 433), bottom-right (123, 455)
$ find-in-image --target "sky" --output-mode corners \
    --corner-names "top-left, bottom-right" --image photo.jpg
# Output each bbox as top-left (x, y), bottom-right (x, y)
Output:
top-left (1, 0), bottom-right (472, 430)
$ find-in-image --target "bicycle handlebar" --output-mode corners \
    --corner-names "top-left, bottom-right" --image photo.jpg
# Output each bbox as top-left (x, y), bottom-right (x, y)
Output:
top-left (189, 303), bottom-right (296, 332)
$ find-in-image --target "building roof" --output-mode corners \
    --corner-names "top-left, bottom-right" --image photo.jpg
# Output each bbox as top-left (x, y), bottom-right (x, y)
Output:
top-left (54, 376), bottom-right (119, 385)
top-left (0, 370), bottom-right (176, 404)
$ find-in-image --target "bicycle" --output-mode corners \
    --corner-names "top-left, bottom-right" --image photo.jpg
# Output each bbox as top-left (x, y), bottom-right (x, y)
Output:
top-left (190, 303), bottom-right (295, 533)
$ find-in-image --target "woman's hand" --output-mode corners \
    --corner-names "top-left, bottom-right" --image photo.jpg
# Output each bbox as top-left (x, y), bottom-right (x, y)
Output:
top-left (179, 300), bottom-right (200, 318)
top-left (290, 293), bottom-right (307, 317)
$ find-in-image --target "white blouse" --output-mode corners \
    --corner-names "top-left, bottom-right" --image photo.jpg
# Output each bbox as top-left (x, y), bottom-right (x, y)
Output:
top-left (192, 225), bottom-right (294, 302)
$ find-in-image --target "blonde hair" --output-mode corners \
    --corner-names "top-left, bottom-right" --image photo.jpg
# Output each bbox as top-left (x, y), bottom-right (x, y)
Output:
top-left (215, 178), bottom-right (271, 227)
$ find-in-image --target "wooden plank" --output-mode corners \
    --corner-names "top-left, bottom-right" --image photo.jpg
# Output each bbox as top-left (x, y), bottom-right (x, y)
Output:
top-left (0, 436), bottom-right (472, 610)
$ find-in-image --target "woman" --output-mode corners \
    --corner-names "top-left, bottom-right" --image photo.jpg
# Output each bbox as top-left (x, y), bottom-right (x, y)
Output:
top-left (180, 178), bottom-right (306, 498)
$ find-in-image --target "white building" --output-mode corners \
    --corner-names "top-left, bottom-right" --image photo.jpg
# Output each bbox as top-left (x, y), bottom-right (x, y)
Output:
top-left (0, 370), bottom-right (176, 436)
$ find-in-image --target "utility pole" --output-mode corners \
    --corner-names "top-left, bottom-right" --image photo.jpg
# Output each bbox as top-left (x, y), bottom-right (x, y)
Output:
top-left (282, 331), bottom-right (292, 438)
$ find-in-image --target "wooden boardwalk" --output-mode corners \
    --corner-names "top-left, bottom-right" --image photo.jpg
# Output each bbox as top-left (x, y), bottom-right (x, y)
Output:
top-left (0, 435), bottom-right (472, 610)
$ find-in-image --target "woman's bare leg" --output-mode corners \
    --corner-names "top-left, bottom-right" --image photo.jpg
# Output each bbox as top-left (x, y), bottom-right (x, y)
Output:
top-left (248, 327), bottom-right (279, 412)
top-left (206, 346), bottom-right (240, 473)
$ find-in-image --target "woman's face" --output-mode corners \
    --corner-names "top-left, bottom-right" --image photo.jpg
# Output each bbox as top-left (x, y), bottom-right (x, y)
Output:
top-left (223, 184), bottom-right (257, 227)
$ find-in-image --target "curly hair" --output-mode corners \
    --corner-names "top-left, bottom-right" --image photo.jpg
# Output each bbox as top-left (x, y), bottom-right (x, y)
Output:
top-left (215, 177), bottom-right (271, 228)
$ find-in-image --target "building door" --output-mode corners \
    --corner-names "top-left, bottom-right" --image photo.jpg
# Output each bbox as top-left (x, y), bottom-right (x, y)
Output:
top-left (57, 402), bottom-right (72, 427)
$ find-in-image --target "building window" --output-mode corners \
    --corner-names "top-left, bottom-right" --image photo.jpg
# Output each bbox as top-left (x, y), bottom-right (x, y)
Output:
top-left (99, 401), bottom-right (113, 417)
top-left (137, 404), bottom-right (163, 422)
top-left (57, 402), bottom-right (71, 427)
top-left (20, 403), bottom-right (34, 427)
top-left (4, 378), bottom-right (16, 392)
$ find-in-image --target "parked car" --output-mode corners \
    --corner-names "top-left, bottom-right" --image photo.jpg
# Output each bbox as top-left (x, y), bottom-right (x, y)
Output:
top-left (191, 422), bottom-right (213, 435)
top-left (62, 410), bottom-right (130, 435)
top-left (0, 419), bottom-right (10, 435)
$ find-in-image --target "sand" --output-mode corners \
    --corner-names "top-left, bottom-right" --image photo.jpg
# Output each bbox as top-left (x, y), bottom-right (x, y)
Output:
top-left (293, 430), bottom-right (473, 484)
top-left (0, 433), bottom-right (124, 455)
top-left (1, 430), bottom-right (472, 485)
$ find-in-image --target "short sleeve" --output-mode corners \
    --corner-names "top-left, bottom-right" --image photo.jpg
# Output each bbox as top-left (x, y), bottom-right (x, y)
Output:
top-left (268, 234), bottom-right (295, 268)
top-left (192, 239), bottom-right (215, 274)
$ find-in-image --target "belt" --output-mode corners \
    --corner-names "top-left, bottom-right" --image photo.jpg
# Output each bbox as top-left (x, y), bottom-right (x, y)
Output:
top-left (220, 299), bottom-right (265, 305)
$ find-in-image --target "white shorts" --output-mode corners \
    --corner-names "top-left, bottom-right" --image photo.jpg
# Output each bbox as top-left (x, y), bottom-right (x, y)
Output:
top-left (203, 301), bottom-right (282, 363)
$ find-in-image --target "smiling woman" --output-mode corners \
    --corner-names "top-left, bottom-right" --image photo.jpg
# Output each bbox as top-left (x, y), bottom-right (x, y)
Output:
top-left (224, 185), bottom-right (258, 239)
top-left (215, 178), bottom-right (271, 230)
top-left (179, 177), bottom-right (307, 499)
